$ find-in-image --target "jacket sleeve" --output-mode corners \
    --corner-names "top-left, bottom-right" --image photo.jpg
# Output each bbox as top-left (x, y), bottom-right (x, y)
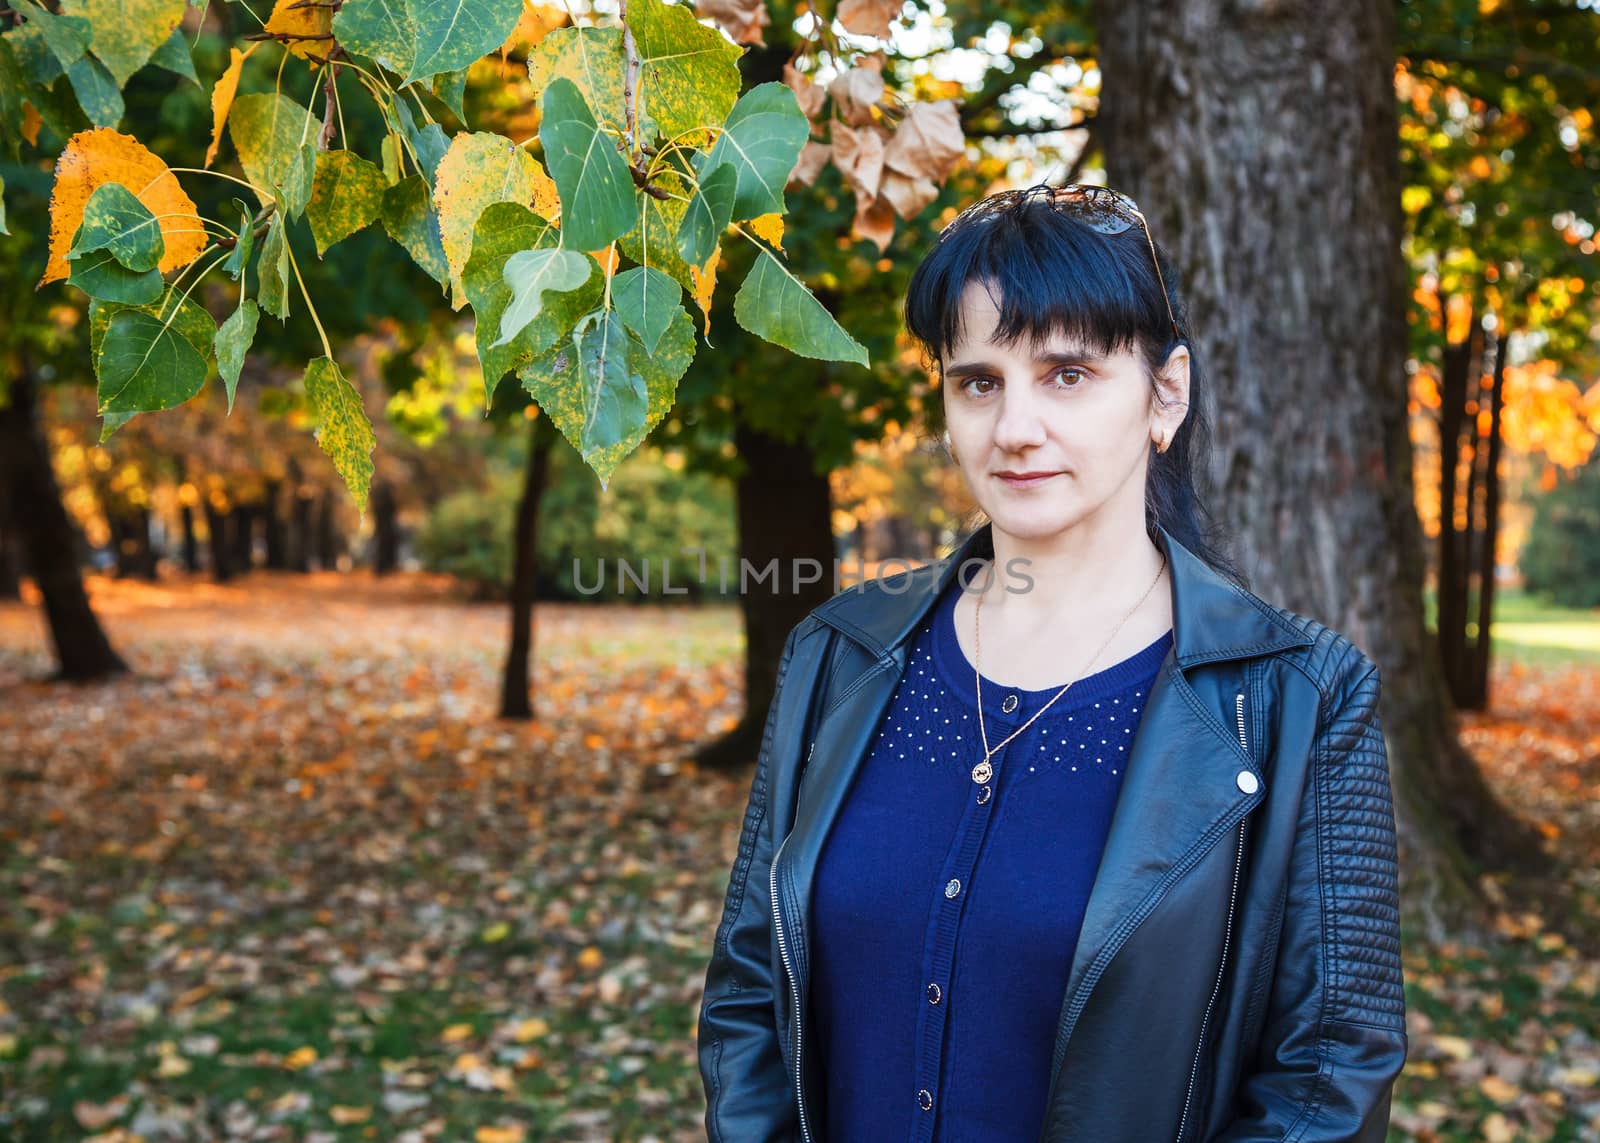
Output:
top-left (1212, 656), bottom-right (1408, 1142)
top-left (697, 621), bottom-right (809, 1143)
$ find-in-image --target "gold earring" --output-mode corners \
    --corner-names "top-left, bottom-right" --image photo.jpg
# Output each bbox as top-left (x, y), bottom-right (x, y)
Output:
top-left (1153, 430), bottom-right (1169, 454)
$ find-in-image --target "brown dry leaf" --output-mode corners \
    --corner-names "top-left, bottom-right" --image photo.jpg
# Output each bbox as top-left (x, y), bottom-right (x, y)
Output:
top-left (787, 141), bottom-right (831, 189)
top-left (206, 45), bottom-right (256, 169)
top-left (329, 1105), bottom-right (371, 1124)
top-left (830, 123), bottom-right (886, 200)
top-left (829, 67), bottom-right (885, 127)
top-left (748, 213), bottom-right (784, 252)
top-left (783, 61), bottom-right (825, 120)
top-left (41, 129), bottom-right (208, 287)
top-left (263, 0), bottom-right (332, 60)
top-left (879, 170), bottom-right (938, 220)
top-left (1478, 1074), bottom-right (1521, 1104)
top-left (836, 0), bottom-right (901, 38)
top-left (475, 1126), bottom-right (526, 1143)
top-left (73, 1095), bottom-right (130, 1130)
top-left (851, 189), bottom-right (896, 253)
top-left (882, 100), bottom-right (965, 182)
top-left (695, 0), bottom-right (770, 46)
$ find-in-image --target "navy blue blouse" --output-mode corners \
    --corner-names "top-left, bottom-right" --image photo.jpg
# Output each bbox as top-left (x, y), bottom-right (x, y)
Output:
top-left (809, 574), bottom-right (1173, 1141)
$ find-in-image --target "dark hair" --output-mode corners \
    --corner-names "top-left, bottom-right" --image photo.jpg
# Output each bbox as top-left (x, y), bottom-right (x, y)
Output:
top-left (902, 188), bottom-right (1246, 587)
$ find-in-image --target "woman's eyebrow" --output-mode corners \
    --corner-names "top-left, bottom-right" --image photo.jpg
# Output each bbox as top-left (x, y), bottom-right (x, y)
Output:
top-left (945, 349), bottom-right (1104, 378)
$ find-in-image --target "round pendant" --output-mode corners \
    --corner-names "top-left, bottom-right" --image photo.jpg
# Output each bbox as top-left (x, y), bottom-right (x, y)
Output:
top-left (971, 759), bottom-right (993, 784)
top-left (1002, 693), bottom-right (1019, 714)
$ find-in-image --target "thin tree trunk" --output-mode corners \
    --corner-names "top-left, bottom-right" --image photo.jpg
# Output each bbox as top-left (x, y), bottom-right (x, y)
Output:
top-left (0, 513), bottom-right (21, 599)
top-left (1092, 0), bottom-right (1544, 936)
top-left (372, 480), bottom-right (400, 575)
top-left (0, 362), bottom-right (127, 679)
top-left (500, 415), bottom-right (555, 720)
top-left (1435, 304), bottom-right (1476, 699)
top-left (179, 503), bottom-right (200, 573)
top-left (317, 487), bottom-right (340, 570)
top-left (263, 479), bottom-right (288, 570)
top-left (204, 502), bottom-right (233, 583)
top-left (1466, 325), bottom-right (1507, 709)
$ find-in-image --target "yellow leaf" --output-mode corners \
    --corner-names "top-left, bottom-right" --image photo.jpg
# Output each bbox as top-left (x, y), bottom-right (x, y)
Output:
top-left (264, 0), bottom-right (332, 60)
top-left (1478, 1074), bottom-right (1520, 1104)
top-left (206, 45), bottom-right (256, 169)
top-left (282, 1045), bottom-right (318, 1069)
top-left (748, 213), bottom-right (784, 251)
top-left (21, 103), bottom-right (41, 147)
top-left (476, 1126), bottom-right (525, 1143)
top-left (511, 1017), bottom-right (549, 1043)
top-left (434, 133), bottom-right (557, 308)
top-left (1430, 1034), bottom-right (1474, 1061)
top-left (576, 945), bottom-right (603, 970)
top-left (588, 245), bottom-right (618, 276)
top-left (441, 1022), bottom-right (475, 1042)
top-left (155, 1052), bottom-right (191, 1077)
top-left (329, 1105), bottom-right (371, 1124)
top-left (481, 921), bottom-right (511, 943)
top-left (689, 251), bottom-right (717, 337)
top-left (41, 128), bottom-right (207, 287)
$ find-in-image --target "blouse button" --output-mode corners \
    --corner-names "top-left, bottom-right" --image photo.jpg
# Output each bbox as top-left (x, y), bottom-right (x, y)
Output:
top-left (971, 759), bottom-right (992, 784)
top-left (1236, 770), bottom-right (1260, 794)
top-left (944, 878), bottom-right (961, 899)
top-left (918, 1088), bottom-right (934, 1111)
top-left (927, 982), bottom-right (941, 1004)
top-left (1002, 693), bottom-right (1019, 713)
top-left (976, 784), bottom-right (992, 805)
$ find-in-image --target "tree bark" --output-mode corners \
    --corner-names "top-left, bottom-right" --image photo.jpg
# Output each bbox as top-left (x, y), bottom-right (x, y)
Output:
top-left (1091, 0), bottom-right (1544, 936)
top-left (1466, 326), bottom-right (1507, 709)
top-left (372, 479), bottom-right (400, 575)
top-left (1436, 301), bottom-right (1476, 701)
top-left (500, 414), bottom-right (555, 720)
top-left (204, 502), bottom-right (233, 583)
top-left (263, 479), bottom-right (289, 570)
top-left (0, 362), bottom-right (127, 680)
top-left (693, 416), bottom-right (837, 771)
top-left (317, 487), bottom-right (340, 571)
top-left (0, 512), bottom-right (21, 600)
top-left (179, 502), bottom-right (200, 574)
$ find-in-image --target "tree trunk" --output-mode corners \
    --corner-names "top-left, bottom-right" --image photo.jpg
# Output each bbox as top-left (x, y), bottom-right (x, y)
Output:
top-left (1092, 0), bottom-right (1544, 936)
top-left (0, 362), bottom-right (127, 680)
top-left (204, 502), bottom-right (233, 582)
top-left (693, 416), bottom-right (837, 771)
top-left (500, 414), bottom-right (555, 720)
top-left (230, 502), bottom-right (255, 574)
top-left (317, 487), bottom-right (340, 570)
top-left (372, 479), bottom-right (400, 575)
top-left (1435, 300), bottom-right (1477, 701)
top-left (263, 479), bottom-right (289, 570)
top-left (0, 512), bottom-right (21, 599)
top-left (179, 503), bottom-right (200, 573)
top-left (1465, 325), bottom-right (1507, 709)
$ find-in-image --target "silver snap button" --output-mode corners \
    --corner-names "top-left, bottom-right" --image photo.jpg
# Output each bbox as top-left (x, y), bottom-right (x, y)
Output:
top-left (927, 982), bottom-right (941, 1004)
top-left (1002, 693), bottom-right (1018, 713)
top-left (944, 878), bottom-right (961, 898)
top-left (976, 784), bottom-right (992, 805)
top-left (918, 1088), bottom-right (933, 1111)
top-left (1236, 770), bottom-right (1260, 794)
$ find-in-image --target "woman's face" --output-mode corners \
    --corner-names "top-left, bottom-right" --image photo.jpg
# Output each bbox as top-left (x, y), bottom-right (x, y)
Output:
top-left (941, 279), bottom-right (1190, 544)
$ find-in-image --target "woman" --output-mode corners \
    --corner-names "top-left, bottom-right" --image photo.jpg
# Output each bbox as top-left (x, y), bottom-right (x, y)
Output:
top-left (697, 183), bottom-right (1406, 1143)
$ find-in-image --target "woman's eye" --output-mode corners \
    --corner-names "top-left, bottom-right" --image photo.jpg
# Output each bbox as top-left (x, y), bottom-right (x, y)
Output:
top-left (962, 376), bottom-right (997, 394)
top-left (1052, 367), bottom-right (1086, 387)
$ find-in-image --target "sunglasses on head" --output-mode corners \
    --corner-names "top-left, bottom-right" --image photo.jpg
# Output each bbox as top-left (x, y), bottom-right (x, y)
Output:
top-left (940, 182), bottom-right (1182, 343)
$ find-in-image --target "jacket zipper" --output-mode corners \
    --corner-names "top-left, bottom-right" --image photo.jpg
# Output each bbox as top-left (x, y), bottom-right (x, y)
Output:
top-left (1174, 691), bottom-right (1249, 1143)
top-left (772, 822), bottom-right (814, 1142)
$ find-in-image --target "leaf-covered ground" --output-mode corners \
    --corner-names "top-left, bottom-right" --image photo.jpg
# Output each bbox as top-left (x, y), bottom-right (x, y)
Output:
top-left (0, 573), bottom-right (1597, 1141)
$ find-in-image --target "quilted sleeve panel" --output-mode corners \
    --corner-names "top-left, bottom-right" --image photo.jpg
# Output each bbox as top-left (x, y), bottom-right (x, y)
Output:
top-left (1314, 647), bottom-right (1406, 1032)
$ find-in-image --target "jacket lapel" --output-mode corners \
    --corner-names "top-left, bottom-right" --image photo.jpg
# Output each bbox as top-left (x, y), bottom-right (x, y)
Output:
top-left (782, 521), bottom-right (1315, 1061)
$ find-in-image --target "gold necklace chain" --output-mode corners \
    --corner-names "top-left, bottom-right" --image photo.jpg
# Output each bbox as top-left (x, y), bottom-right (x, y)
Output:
top-left (972, 552), bottom-right (1168, 780)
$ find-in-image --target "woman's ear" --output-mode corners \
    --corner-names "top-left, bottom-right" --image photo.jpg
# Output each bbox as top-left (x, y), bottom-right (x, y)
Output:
top-left (1151, 344), bottom-right (1191, 450)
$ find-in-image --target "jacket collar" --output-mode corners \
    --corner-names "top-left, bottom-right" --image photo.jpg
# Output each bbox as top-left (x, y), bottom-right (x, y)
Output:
top-left (813, 519), bottom-right (1313, 667)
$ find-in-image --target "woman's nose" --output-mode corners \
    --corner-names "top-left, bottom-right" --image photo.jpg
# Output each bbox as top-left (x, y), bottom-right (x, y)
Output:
top-left (991, 383), bottom-right (1048, 451)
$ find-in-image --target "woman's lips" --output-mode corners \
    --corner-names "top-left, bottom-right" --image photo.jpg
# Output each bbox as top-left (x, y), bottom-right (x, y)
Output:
top-left (995, 472), bottom-right (1061, 488)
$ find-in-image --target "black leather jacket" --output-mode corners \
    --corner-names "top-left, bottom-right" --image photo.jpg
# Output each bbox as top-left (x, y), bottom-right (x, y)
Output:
top-left (698, 521), bottom-right (1407, 1142)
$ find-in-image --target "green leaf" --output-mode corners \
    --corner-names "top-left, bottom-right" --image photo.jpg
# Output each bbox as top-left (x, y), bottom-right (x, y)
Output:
top-left (518, 301), bottom-right (693, 487)
top-left (628, 0), bottom-right (740, 140)
top-left (68, 248), bottom-right (163, 303)
top-left (68, 182), bottom-right (164, 271)
top-left (0, 40), bottom-right (24, 159)
top-left (525, 25), bottom-right (626, 131)
top-left (703, 82), bottom-right (809, 221)
top-left (66, 53), bottom-right (122, 127)
top-left (381, 174), bottom-right (449, 293)
top-left (215, 298), bottom-right (259, 412)
top-left (332, 0), bottom-right (416, 75)
top-left (401, 0), bottom-right (521, 88)
top-left (148, 25), bottom-right (198, 85)
top-left (493, 247), bottom-right (592, 348)
top-left (676, 160), bottom-right (735, 268)
top-left (90, 291), bottom-right (214, 363)
top-left (15, 9), bottom-right (90, 81)
top-left (58, 0), bottom-right (186, 88)
top-left (257, 213), bottom-right (291, 320)
top-left (394, 99), bottom-right (447, 186)
top-left (99, 411), bottom-right (137, 442)
top-left (280, 139), bottom-right (317, 221)
top-left (611, 265), bottom-right (681, 355)
top-left (430, 68), bottom-right (466, 121)
top-left (307, 149), bottom-right (386, 255)
top-left (228, 93), bottom-right (319, 206)
top-left (222, 199), bottom-right (256, 281)
top-left (380, 133), bottom-right (402, 185)
top-left (734, 241), bottom-right (869, 367)
top-left (303, 356), bottom-right (376, 513)
top-left (618, 167), bottom-right (696, 293)
top-left (97, 308), bottom-right (209, 415)
top-left (539, 77), bottom-right (634, 252)
top-left (461, 202), bottom-right (600, 401)
top-left (0, 173), bottom-right (8, 235)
